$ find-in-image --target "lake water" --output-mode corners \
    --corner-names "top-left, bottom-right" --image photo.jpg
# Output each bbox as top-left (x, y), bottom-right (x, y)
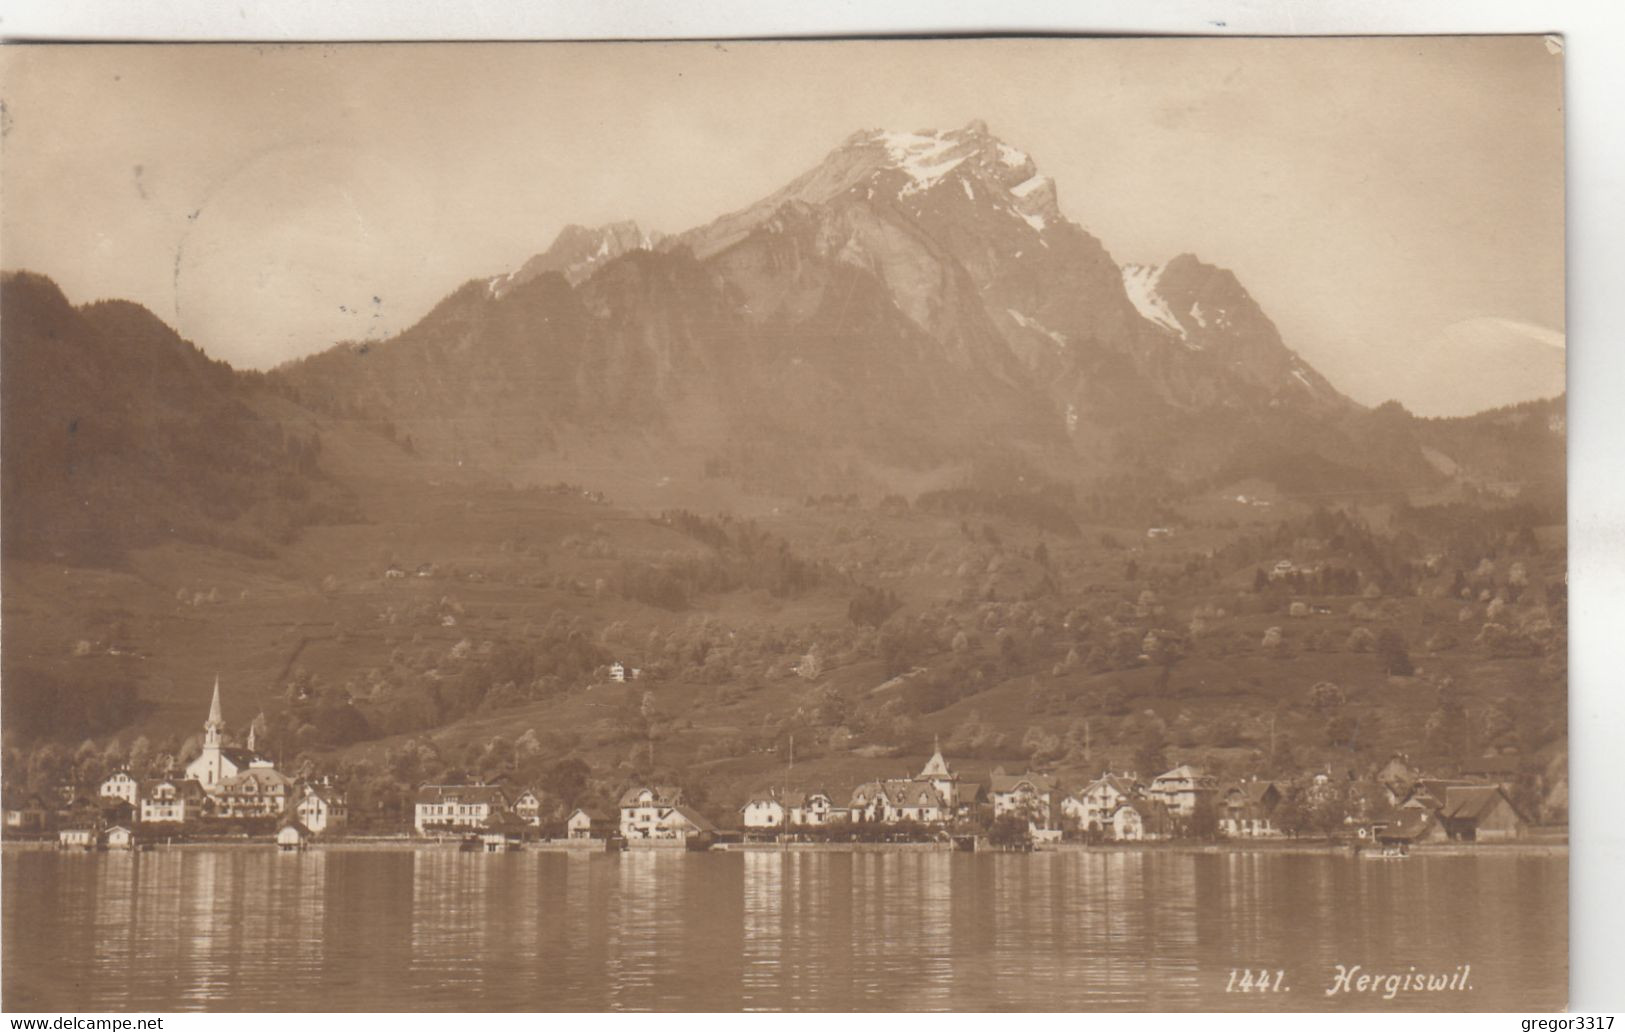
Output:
top-left (1, 848), bottom-right (1566, 1012)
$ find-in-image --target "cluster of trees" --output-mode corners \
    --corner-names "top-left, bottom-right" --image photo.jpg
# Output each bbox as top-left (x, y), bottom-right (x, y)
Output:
top-left (915, 485), bottom-right (1080, 537)
top-left (621, 511), bottom-right (828, 609)
top-left (1, 668), bottom-right (143, 741)
top-left (847, 585), bottom-right (903, 629)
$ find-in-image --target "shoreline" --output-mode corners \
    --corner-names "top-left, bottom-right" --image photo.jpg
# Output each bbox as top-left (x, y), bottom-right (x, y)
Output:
top-left (4, 837), bottom-right (1568, 857)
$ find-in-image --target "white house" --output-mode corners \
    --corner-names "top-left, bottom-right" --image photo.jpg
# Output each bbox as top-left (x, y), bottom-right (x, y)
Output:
top-left (512, 789), bottom-right (545, 827)
top-left (215, 766), bottom-right (294, 819)
top-left (989, 770), bottom-right (1060, 830)
top-left (1148, 765), bottom-right (1219, 818)
top-left (849, 781), bottom-right (951, 824)
top-left (140, 778), bottom-right (206, 824)
top-left (1063, 774), bottom-right (1142, 834)
top-left (98, 771), bottom-right (140, 806)
top-left (414, 784), bottom-right (511, 835)
top-left (647, 804), bottom-right (717, 846)
top-left (104, 825), bottom-right (137, 850)
top-left (786, 791), bottom-right (835, 827)
top-left (619, 785), bottom-right (684, 840)
top-left (740, 794), bottom-right (785, 830)
top-left (293, 783), bottom-right (348, 835)
top-left (566, 808), bottom-right (597, 840)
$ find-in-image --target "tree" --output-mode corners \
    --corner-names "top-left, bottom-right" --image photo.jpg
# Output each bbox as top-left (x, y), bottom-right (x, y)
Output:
top-left (542, 757), bottom-right (591, 812)
top-left (1273, 790), bottom-right (1309, 838)
top-left (1149, 631), bottom-right (1187, 693)
top-left (1325, 714), bottom-right (1359, 749)
top-left (1376, 628), bottom-right (1414, 675)
top-left (1098, 685), bottom-right (1129, 716)
top-left (1308, 681), bottom-right (1345, 711)
top-left (847, 585), bottom-right (902, 629)
top-left (1133, 731), bottom-right (1168, 779)
top-left (1188, 796), bottom-right (1219, 840)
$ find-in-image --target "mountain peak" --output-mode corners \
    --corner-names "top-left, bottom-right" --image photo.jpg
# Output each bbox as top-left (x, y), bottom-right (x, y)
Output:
top-left (491, 220), bottom-right (664, 297)
top-left (834, 123), bottom-right (1060, 233)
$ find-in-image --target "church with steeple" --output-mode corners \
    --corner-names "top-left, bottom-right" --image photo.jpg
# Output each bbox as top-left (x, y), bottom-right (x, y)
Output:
top-left (183, 677), bottom-right (278, 793)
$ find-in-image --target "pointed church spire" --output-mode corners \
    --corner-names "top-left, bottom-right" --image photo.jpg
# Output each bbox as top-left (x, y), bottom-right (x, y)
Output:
top-left (208, 675), bottom-right (224, 727)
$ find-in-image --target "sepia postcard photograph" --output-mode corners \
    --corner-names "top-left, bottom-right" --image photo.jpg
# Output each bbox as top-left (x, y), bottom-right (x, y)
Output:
top-left (0, 36), bottom-right (1569, 1013)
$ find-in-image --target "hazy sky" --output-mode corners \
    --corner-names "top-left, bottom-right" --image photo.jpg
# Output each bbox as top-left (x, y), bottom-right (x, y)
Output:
top-left (1, 38), bottom-right (1564, 410)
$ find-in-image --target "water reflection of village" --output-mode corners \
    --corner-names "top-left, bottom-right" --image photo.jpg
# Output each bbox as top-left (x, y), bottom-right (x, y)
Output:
top-left (4, 842), bottom-right (1568, 1011)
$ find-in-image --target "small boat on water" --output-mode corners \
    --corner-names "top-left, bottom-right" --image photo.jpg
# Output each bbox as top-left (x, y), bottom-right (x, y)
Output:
top-left (1363, 845), bottom-right (1411, 859)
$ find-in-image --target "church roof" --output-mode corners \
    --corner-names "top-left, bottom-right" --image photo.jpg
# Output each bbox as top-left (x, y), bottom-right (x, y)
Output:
top-left (218, 748), bottom-right (269, 770)
top-left (208, 676), bottom-right (224, 726)
top-left (918, 740), bottom-right (955, 779)
top-left (221, 767), bottom-right (291, 791)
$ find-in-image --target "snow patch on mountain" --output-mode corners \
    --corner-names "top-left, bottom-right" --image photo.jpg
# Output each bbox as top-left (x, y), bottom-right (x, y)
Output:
top-left (1009, 174), bottom-right (1050, 199)
top-left (1122, 264), bottom-right (1186, 338)
top-left (1006, 308), bottom-right (1069, 351)
top-left (877, 131), bottom-right (969, 197)
top-left (997, 142), bottom-right (1031, 168)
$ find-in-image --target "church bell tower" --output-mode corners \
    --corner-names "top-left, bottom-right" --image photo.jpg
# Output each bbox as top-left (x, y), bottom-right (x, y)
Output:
top-left (199, 675), bottom-right (225, 788)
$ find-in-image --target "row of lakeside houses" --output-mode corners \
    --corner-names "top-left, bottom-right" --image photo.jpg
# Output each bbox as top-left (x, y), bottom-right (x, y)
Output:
top-left (734, 745), bottom-right (1529, 845)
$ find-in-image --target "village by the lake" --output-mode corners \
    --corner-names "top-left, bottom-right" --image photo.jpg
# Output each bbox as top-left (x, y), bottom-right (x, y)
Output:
top-left (4, 678), bottom-right (1558, 859)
